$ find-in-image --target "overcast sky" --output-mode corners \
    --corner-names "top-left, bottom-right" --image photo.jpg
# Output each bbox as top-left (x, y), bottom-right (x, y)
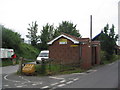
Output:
top-left (0, 0), bottom-right (119, 40)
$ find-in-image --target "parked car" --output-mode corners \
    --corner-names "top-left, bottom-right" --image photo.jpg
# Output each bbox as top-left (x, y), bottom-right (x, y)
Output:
top-left (36, 50), bottom-right (49, 64)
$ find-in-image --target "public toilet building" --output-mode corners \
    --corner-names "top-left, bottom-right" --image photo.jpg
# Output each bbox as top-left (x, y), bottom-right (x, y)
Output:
top-left (47, 33), bottom-right (101, 69)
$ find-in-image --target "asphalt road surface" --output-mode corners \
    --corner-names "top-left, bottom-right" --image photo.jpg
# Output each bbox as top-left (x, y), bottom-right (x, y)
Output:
top-left (1, 60), bottom-right (119, 89)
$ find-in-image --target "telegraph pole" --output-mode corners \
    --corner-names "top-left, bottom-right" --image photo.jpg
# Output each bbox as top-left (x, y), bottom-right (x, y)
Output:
top-left (90, 15), bottom-right (92, 41)
top-left (118, 2), bottom-right (120, 46)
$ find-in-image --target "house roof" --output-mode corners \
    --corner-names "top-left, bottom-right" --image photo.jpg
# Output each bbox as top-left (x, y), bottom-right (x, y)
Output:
top-left (47, 33), bottom-right (90, 45)
top-left (92, 31), bottom-right (103, 41)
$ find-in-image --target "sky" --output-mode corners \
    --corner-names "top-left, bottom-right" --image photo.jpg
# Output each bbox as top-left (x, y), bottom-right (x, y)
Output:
top-left (0, 0), bottom-right (119, 41)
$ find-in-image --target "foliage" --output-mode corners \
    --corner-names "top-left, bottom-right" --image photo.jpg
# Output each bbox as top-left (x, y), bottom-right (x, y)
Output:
top-left (57, 21), bottom-right (81, 38)
top-left (26, 21), bottom-right (40, 47)
top-left (2, 26), bottom-right (21, 51)
top-left (2, 59), bottom-right (13, 66)
top-left (1, 25), bottom-right (39, 61)
top-left (100, 24), bottom-right (118, 60)
top-left (100, 50), bottom-right (119, 65)
top-left (39, 21), bottom-right (81, 50)
top-left (17, 43), bottom-right (39, 59)
top-left (35, 64), bottom-right (41, 74)
top-left (34, 61), bottom-right (84, 75)
top-left (40, 23), bottom-right (54, 50)
top-left (35, 60), bottom-right (47, 75)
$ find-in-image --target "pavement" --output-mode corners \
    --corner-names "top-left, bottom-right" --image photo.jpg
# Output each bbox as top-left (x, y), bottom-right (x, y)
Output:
top-left (1, 60), bottom-right (120, 89)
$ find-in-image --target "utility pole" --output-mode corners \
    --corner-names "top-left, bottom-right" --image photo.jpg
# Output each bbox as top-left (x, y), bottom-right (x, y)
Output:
top-left (90, 15), bottom-right (92, 41)
top-left (118, 2), bottom-right (120, 46)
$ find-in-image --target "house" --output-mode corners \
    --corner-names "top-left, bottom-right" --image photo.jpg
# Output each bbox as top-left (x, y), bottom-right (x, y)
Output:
top-left (47, 33), bottom-right (101, 69)
top-left (92, 31), bottom-right (120, 55)
top-left (92, 31), bottom-right (103, 41)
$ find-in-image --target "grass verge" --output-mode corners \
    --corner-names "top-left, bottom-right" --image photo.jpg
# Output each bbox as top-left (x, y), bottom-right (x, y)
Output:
top-left (34, 64), bottom-right (85, 76)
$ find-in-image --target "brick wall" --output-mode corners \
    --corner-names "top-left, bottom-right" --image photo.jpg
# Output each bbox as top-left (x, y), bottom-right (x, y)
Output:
top-left (49, 37), bottom-right (80, 64)
top-left (49, 36), bottom-right (101, 69)
top-left (80, 43), bottom-right (92, 69)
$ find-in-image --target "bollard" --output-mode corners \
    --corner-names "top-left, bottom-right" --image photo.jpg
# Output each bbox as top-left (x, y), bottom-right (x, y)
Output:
top-left (18, 57), bottom-right (23, 74)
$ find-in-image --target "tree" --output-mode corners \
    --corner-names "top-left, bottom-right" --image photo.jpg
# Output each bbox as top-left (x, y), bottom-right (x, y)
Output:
top-left (40, 23), bottom-right (54, 50)
top-left (2, 26), bottom-right (21, 50)
top-left (100, 24), bottom-right (118, 60)
top-left (26, 21), bottom-right (39, 46)
top-left (1, 25), bottom-right (39, 59)
top-left (57, 21), bottom-right (81, 37)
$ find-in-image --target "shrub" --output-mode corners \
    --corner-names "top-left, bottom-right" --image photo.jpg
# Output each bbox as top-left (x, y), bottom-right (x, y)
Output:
top-left (17, 43), bottom-right (39, 59)
top-left (35, 64), bottom-right (41, 74)
top-left (100, 50), bottom-right (119, 64)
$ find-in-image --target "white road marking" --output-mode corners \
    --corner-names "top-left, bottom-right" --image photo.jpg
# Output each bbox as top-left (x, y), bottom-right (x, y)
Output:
top-left (21, 76), bottom-right (31, 82)
top-left (86, 70), bottom-right (97, 73)
top-left (50, 87), bottom-right (56, 90)
top-left (32, 84), bottom-right (37, 86)
top-left (21, 82), bottom-right (30, 84)
top-left (4, 74), bottom-right (20, 82)
top-left (60, 80), bottom-right (66, 83)
top-left (66, 81), bottom-right (73, 84)
top-left (51, 82), bottom-right (59, 86)
top-left (73, 78), bottom-right (79, 81)
top-left (32, 82), bottom-right (42, 86)
top-left (42, 86), bottom-right (49, 89)
top-left (57, 84), bottom-right (65, 87)
top-left (15, 84), bottom-right (27, 87)
top-left (49, 76), bottom-right (64, 80)
top-left (16, 86), bottom-right (23, 87)
top-left (4, 85), bottom-right (9, 87)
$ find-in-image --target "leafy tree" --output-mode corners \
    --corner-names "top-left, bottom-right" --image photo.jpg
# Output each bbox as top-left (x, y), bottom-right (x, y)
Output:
top-left (40, 23), bottom-right (54, 50)
top-left (1, 25), bottom-right (39, 59)
top-left (100, 24), bottom-right (118, 60)
top-left (57, 21), bottom-right (81, 37)
top-left (53, 29), bottom-right (60, 38)
top-left (2, 26), bottom-right (21, 50)
top-left (26, 21), bottom-right (39, 46)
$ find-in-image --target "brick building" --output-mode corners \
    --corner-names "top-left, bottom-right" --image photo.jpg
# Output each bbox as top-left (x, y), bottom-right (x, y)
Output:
top-left (47, 33), bottom-right (100, 69)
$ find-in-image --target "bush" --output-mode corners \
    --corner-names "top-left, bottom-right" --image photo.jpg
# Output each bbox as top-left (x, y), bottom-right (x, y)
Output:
top-left (34, 61), bottom-right (84, 76)
top-left (35, 64), bottom-right (41, 74)
top-left (100, 50), bottom-right (119, 64)
top-left (35, 60), bottom-right (47, 75)
top-left (17, 43), bottom-right (39, 60)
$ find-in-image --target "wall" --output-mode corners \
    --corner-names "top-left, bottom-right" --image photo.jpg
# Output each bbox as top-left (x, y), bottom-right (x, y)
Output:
top-left (49, 37), bottom-right (101, 69)
top-left (80, 43), bottom-right (92, 69)
top-left (49, 37), bottom-right (80, 65)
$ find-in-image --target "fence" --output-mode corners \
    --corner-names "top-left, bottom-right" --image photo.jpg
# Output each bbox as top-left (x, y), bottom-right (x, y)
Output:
top-left (35, 59), bottom-right (81, 75)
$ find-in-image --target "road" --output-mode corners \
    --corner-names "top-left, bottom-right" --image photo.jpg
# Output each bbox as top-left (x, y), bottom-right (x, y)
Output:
top-left (1, 60), bottom-right (119, 89)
